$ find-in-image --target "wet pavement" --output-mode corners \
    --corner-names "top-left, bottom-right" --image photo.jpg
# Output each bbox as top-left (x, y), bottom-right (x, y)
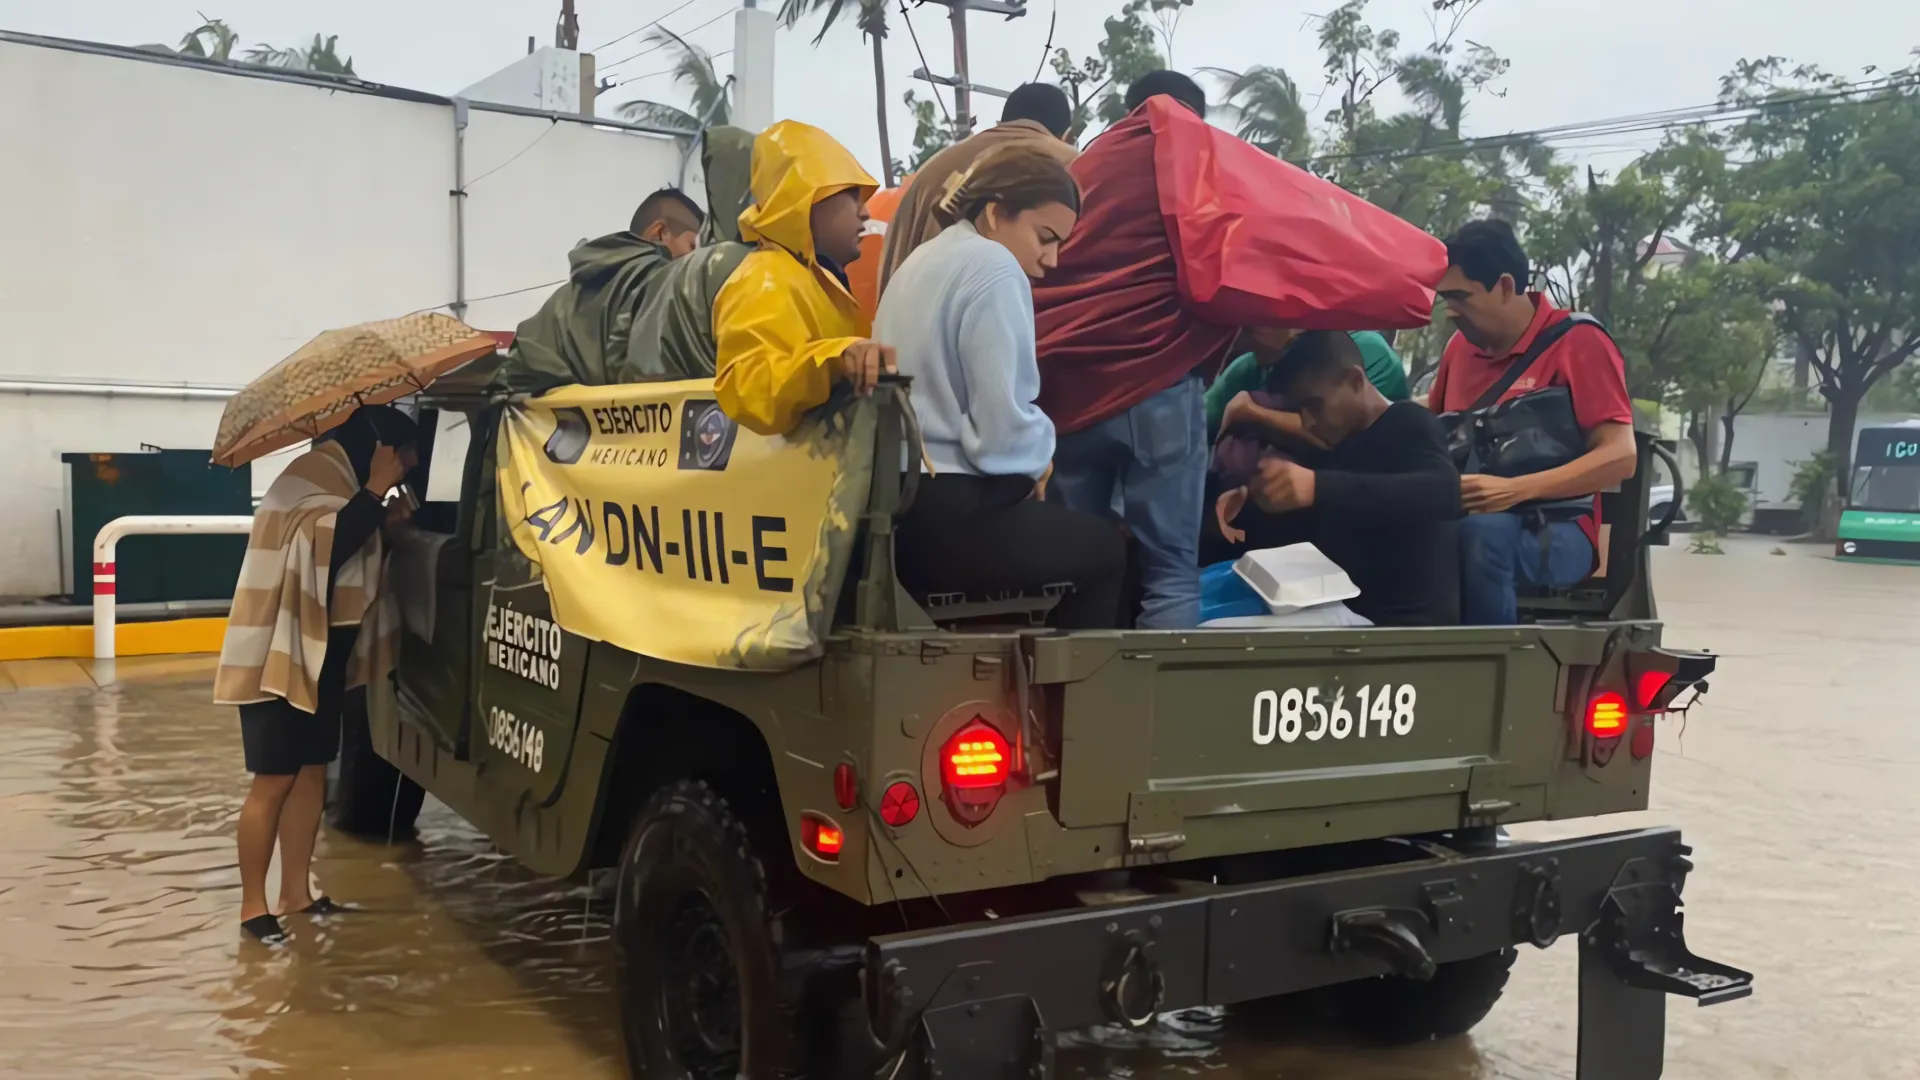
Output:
top-left (3, 539), bottom-right (1917, 1079)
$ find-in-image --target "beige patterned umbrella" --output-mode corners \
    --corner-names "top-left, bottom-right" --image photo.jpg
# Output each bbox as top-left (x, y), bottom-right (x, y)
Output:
top-left (213, 313), bottom-right (499, 467)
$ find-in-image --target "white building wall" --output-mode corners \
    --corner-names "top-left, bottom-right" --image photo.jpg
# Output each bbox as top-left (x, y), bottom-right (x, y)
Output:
top-left (0, 36), bottom-right (693, 597)
top-left (458, 47), bottom-right (583, 114)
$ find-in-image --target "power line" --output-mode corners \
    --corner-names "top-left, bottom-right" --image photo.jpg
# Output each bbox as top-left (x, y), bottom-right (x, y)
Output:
top-left (1311, 72), bottom-right (1920, 168)
top-left (591, 0), bottom-right (709, 52)
top-left (465, 119), bottom-right (561, 187)
top-left (897, 0), bottom-right (952, 122)
top-left (407, 278), bottom-right (567, 318)
top-left (610, 49), bottom-right (734, 90)
top-left (599, 5), bottom-right (736, 74)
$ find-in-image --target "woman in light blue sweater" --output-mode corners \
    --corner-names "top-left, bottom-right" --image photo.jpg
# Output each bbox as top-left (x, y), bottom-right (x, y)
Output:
top-left (875, 147), bottom-right (1126, 628)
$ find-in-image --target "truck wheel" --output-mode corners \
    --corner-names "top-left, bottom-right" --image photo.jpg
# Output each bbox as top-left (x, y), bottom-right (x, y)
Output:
top-left (1332, 947), bottom-right (1518, 1045)
top-left (615, 780), bottom-right (795, 1080)
top-left (328, 692), bottom-right (425, 841)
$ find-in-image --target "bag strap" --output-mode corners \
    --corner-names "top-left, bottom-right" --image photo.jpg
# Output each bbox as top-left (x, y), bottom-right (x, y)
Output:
top-left (1466, 313), bottom-right (1605, 412)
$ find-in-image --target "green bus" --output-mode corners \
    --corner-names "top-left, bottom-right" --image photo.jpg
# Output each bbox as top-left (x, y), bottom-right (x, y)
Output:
top-left (1837, 419), bottom-right (1920, 563)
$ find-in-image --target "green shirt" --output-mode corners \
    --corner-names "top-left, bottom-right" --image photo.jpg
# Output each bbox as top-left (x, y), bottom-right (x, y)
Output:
top-left (1204, 330), bottom-right (1411, 440)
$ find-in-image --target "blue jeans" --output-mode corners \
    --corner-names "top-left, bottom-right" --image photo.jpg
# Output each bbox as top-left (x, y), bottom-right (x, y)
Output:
top-left (1050, 376), bottom-right (1208, 629)
top-left (1459, 512), bottom-right (1595, 625)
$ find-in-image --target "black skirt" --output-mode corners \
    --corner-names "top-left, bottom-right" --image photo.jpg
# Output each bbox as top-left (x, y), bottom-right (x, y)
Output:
top-left (236, 625), bottom-right (357, 776)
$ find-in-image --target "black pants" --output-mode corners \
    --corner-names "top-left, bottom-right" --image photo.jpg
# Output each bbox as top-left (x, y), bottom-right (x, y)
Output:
top-left (897, 473), bottom-right (1128, 629)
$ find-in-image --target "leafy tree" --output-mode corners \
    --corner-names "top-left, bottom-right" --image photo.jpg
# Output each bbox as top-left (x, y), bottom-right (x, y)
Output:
top-left (177, 15), bottom-right (239, 60)
top-left (1040, 1), bottom-right (1205, 142)
top-left (245, 33), bottom-right (355, 75)
top-left (898, 88), bottom-right (953, 174)
top-left (1687, 471), bottom-right (1749, 551)
top-left (780, 0), bottom-right (897, 185)
top-left (1048, 48), bottom-right (1109, 143)
top-left (1656, 262), bottom-right (1779, 473)
top-left (1050, 0), bottom-right (1179, 129)
top-left (1310, 0), bottom-right (1534, 244)
top-left (1707, 59), bottom-right (1920, 534)
top-left (156, 16), bottom-right (355, 76)
top-left (1203, 65), bottom-right (1309, 161)
top-left (615, 27), bottom-right (733, 134)
top-left (1789, 450), bottom-right (1837, 531)
top-left (1296, 0), bottom-right (1532, 384)
top-left (1313, 0), bottom-right (1403, 141)
top-left (1136, 0), bottom-right (1197, 68)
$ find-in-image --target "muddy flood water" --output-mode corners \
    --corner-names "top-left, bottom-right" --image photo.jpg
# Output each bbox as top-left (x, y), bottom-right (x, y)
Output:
top-left (3, 540), bottom-right (1917, 1079)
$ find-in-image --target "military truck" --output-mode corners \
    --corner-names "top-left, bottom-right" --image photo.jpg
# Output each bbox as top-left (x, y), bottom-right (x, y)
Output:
top-left (343, 376), bottom-right (1750, 1079)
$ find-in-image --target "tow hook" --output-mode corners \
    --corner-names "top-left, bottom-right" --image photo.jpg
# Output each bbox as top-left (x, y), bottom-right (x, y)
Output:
top-left (1100, 928), bottom-right (1166, 1029)
top-left (1587, 853), bottom-right (1755, 1006)
top-left (1513, 859), bottom-right (1565, 948)
top-left (1330, 908), bottom-right (1437, 981)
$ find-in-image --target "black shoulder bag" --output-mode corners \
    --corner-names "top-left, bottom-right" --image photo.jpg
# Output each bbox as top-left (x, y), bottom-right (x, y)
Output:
top-left (1438, 313), bottom-right (1609, 519)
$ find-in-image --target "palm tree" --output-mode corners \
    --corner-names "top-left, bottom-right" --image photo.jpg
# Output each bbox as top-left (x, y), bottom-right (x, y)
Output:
top-left (615, 27), bottom-right (734, 133)
top-left (155, 18), bottom-right (360, 77)
top-left (245, 33), bottom-right (356, 76)
top-left (176, 15), bottom-right (240, 60)
top-left (779, 0), bottom-right (896, 186)
top-left (1204, 65), bottom-right (1310, 162)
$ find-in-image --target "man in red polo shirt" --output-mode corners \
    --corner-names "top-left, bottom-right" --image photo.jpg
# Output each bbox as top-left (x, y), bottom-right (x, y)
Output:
top-left (1428, 220), bottom-right (1637, 624)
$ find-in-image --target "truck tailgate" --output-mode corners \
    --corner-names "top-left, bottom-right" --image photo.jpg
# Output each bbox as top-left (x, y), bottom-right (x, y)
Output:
top-left (1037, 628), bottom-right (1576, 853)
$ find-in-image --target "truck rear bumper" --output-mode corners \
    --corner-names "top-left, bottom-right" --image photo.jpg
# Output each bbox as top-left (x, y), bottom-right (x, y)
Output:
top-left (864, 826), bottom-right (1750, 1079)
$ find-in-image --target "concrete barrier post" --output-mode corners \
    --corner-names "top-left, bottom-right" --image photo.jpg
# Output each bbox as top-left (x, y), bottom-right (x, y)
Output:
top-left (92, 515), bottom-right (255, 660)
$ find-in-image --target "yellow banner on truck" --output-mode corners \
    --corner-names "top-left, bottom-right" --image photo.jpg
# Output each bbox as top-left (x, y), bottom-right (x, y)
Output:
top-left (496, 381), bottom-right (874, 670)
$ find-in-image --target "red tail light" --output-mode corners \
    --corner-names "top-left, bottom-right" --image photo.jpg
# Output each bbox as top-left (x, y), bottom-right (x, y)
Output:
top-left (1628, 648), bottom-right (1716, 712)
top-left (940, 721), bottom-right (1010, 825)
top-left (943, 724), bottom-right (1010, 790)
top-left (879, 781), bottom-right (921, 827)
top-left (801, 815), bottom-right (843, 860)
top-left (832, 762), bottom-right (858, 811)
top-left (1636, 671), bottom-right (1674, 710)
top-left (1630, 722), bottom-right (1656, 760)
top-left (1586, 692), bottom-right (1629, 739)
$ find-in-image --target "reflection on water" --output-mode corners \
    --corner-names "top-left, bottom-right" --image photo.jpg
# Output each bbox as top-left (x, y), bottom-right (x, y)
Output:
top-left (2, 544), bottom-right (1918, 1079)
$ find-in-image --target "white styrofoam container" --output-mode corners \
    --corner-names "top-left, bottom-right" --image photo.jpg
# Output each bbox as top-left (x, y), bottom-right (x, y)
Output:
top-left (1233, 543), bottom-right (1360, 615)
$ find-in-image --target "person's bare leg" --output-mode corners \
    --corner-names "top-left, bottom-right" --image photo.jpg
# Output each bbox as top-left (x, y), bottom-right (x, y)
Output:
top-left (274, 764), bottom-right (328, 914)
top-left (239, 773), bottom-right (297, 923)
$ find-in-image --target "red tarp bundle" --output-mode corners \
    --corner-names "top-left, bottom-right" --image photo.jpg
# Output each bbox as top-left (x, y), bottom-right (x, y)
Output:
top-left (1147, 96), bottom-right (1446, 329)
top-left (1033, 98), bottom-right (1446, 433)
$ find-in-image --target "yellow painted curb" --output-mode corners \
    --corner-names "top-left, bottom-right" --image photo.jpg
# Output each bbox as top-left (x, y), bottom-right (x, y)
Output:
top-left (0, 617), bottom-right (228, 662)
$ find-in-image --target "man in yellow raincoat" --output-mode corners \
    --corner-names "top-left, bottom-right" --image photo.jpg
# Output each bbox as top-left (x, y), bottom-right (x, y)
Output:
top-left (714, 121), bottom-right (897, 436)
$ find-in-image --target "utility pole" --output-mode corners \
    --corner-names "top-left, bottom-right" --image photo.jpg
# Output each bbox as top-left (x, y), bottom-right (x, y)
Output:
top-left (948, 5), bottom-right (971, 137)
top-left (911, 0), bottom-right (1026, 138)
top-left (557, 0), bottom-right (580, 50)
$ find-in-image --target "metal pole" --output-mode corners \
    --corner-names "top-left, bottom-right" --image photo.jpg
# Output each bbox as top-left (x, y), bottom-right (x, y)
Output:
top-left (93, 515), bottom-right (255, 660)
top-left (451, 98), bottom-right (470, 322)
top-left (558, 0), bottom-right (580, 49)
top-left (949, 3), bottom-right (972, 137)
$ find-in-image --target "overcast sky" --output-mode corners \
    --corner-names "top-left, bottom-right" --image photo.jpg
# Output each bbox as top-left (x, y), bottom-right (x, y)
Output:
top-left (6, 0), bottom-right (1918, 179)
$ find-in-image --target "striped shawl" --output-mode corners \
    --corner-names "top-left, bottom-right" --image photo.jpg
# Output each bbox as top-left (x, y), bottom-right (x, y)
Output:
top-left (213, 441), bottom-right (397, 712)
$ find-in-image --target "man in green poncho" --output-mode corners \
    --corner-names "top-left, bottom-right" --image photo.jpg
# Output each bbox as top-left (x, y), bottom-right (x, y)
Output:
top-left (631, 187), bottom-right (706, 258)
top-left (498, 128), bottom-right (756, 393)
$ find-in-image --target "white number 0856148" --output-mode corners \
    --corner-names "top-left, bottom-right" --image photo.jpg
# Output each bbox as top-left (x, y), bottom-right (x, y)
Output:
top-left (1251, 684), bottom-right (1415, 745)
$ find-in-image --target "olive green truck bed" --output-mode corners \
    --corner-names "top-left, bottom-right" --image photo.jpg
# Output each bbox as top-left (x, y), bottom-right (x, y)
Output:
top-left (357, 390), bottom-right (1749, 1079)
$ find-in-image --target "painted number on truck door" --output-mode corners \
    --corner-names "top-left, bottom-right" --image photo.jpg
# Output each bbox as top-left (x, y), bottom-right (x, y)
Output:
top-left (1251, 685), bottom-right (1416, 745)
top-left (486, 706), bottom-right (546, 773)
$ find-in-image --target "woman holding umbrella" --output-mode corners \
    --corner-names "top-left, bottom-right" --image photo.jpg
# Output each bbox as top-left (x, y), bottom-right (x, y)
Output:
top-left (214, 405), bottom-right (419, 942)
top-left (209, 311), bottom-right (496, 943)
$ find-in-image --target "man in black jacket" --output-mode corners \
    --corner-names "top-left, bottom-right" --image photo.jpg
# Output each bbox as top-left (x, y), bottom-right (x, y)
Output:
top-left (1242, 331), bottom-right (1464, 625)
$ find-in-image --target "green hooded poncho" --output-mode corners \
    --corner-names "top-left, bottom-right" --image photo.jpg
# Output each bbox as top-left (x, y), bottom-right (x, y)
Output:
top-left (495, 125), bottom-right (757, 392)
